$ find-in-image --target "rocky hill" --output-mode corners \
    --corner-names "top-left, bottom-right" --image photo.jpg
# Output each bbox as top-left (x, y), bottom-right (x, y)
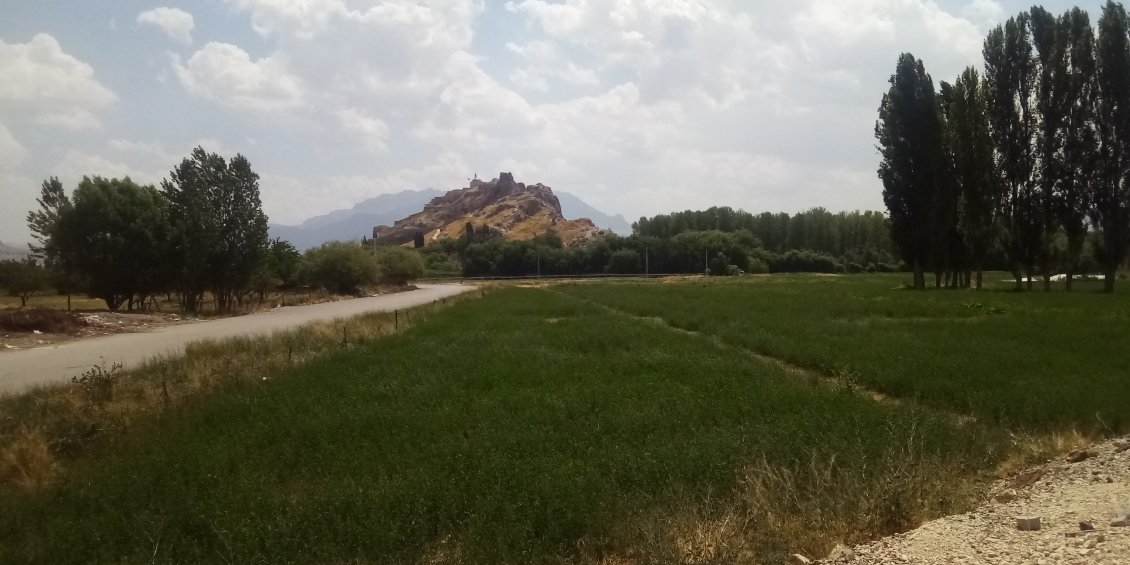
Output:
top-left (372, 173), bottom-right (603, 247)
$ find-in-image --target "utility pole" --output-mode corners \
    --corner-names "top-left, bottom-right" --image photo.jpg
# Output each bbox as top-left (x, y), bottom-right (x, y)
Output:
top-left (704, 250), bottom-right (709, 275)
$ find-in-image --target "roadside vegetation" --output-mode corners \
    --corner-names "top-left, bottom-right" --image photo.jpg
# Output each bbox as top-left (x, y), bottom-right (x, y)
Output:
top-left (11, 148), bottom-right (425, 315)
top-left (0, 284), bottom-right (1011, 564)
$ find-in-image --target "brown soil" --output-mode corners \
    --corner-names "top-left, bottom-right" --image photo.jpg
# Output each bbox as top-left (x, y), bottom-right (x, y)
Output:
top-left (1, 310), bottom-right (192, 352)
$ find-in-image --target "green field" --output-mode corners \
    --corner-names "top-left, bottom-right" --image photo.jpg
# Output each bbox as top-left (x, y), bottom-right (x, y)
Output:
top-left (1, 275), bottom-right (1123, 563)
top-left (559, 275), bottom-right (1130, 433)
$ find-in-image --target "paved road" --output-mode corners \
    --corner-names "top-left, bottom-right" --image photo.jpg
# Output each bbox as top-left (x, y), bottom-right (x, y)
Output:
top-left (0, 284), bottom-right (473, 396)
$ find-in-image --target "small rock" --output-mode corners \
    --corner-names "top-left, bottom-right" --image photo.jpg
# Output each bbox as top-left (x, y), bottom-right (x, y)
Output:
top-left (1017, 516), bottom-right (1042, 531)
top-left (1066, 449), bottom-right (1097, 463)
top-left (1114, 442), bottom-right (1130, 454)
top-left (994, 489), bottom-right (1018, 503)
top-left (1012, 468), bottom-right (1046, 488)
top-left (1079, 548), bottom-right (1092, 557)
top-left (825, 543), bottom-right (854, 561)
top-left (1083, 538), bottom-right (1097, 549)
top-left (1080, 521), bottom-right (1095, 531)
top-left (1112, 517), bottom-right (1130, 527)
top-left (787, 554), bottom-right (812, 565)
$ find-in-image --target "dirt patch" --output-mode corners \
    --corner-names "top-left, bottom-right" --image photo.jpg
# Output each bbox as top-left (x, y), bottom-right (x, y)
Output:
top-left (0, 309), bottom-right (86, 334)
top-left (1, 310), bottom-right (191, 352)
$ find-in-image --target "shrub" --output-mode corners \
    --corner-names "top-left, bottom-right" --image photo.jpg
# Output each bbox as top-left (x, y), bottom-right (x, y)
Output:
top-left (606, 249), bottom-right (642, 274)
top-left (302, 242), bottom-right (378, 294)
top-left (768, 250), bottom-right (841, 273)
top-left (376, 246), bottom-right (425, 286)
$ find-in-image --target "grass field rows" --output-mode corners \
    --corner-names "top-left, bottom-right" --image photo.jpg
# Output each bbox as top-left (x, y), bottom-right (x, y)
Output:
top-left (0, 274), bottom-right (1123, 563)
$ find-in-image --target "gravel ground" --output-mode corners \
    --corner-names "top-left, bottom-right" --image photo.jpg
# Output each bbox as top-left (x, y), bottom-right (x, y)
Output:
top-left (835, 436), bottom-right (1130, 565)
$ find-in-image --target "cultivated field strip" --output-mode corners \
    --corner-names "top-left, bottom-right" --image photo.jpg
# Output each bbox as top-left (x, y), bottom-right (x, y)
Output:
top-left (547, 287), bottom-right (980, 429)
top-left (558, 276), bottom-right (1130, 434)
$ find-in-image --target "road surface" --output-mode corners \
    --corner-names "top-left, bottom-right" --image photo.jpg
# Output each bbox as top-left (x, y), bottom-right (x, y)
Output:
top-left (0, 284), bottom-right (473, 396)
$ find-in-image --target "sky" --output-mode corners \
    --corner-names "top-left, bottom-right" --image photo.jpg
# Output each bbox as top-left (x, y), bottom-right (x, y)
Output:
top-left (0, 0), bottom-right (1089, 245)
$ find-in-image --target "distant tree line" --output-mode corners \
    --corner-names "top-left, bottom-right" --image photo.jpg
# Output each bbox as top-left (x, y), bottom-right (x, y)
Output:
top-left (422, 211), bottom-right (903, 279)
top-left (878, 2), bottom-right (1130, 291)
top-left (17, 147), bottom-right (424, 312)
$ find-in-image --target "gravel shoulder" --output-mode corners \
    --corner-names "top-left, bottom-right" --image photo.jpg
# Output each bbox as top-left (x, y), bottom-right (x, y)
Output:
top-left (837, 436), bottom-right (1130, 565)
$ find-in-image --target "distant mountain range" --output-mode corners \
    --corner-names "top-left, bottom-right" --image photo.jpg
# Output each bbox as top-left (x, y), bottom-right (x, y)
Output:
top-left (0, 241), bottom-right (28, 261)
top-left (270, 187), bottom-right (632, 250)
top-left (269, 190), bottom-right (443, 251)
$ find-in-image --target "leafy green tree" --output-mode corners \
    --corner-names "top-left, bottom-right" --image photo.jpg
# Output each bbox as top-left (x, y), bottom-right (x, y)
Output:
top-left (251, 239), bottom-right (302, 302)
top-left (877, 53), bottom-right (947, 289)
top-left (1094, 0), bottom-right (1130, 292)
top-left (302, 242), bottom-right (379, 294)
top-left (54, 177), bottom-right (171, 311)
top-left (0, 258), bottom-right (48, 307)
top-left (25, 177), bottom-right (70, 261)
top-left (945, 67), bottom-right (999, 289)
top-left (162, 147), bottom-right (269, 313)
top-left (375, 246), bottom-right (425, 286)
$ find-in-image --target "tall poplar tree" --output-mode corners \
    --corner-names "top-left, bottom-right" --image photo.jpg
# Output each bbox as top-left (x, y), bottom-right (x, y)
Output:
top-left (945, 67), bottom-right (998, 289)
top-left (1058, 8), bottom-right (1099, 291)
top-left (877, 53), bottom-right (947, 290)
top-left (984, 14), bottom-right (1041, 290)
top-left (1094, 0), bottom-right (1130, 293)
top-left (1031, 6), bottom-right (1068, 290)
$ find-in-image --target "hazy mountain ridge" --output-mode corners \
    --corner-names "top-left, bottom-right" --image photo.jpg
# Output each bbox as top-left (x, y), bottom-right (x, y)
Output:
top-left (0, 242), bottom-right (29, 261)
top-left (269, 189), bottom-right (443, 250)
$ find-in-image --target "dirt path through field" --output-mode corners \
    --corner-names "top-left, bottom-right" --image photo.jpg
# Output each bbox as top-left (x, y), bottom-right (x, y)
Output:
top-left (0, 284), bottom-right (473, 396)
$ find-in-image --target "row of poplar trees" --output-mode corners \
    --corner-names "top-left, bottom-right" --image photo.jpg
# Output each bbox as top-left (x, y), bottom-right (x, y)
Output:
top-left (27, 147), bottom-right (271, 313)
top-left (877, 1), bottom-right (1130, 292)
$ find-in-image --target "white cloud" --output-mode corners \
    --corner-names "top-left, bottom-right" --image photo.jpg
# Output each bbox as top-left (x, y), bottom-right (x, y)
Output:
top-left (0, 33), bottom-right (116, 129)
top-left (961, 0), bottom-right (1007, 31)
top-left (0, 125), bottom-right (30, 169)
top-left (337, 108), bottom-right (390, 154)
top-left (506, 40), bottom-right (598, 92)
top-left (137, 7), bottom-right (195, 45)
top-left (173, 42), bottom-right (304, 110)
top-left (54, 150), bottom-right (164, 187)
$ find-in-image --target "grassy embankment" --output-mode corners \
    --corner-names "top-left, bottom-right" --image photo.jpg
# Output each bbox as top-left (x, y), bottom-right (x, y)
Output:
top-left (559, 274), bottom-right (1130, 434)
top-left (0, 283), bottom-right (1011, 564)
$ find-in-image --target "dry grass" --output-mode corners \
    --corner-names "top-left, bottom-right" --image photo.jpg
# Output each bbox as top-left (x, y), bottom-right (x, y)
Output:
top-left (994, 429), bottom-right (1092, 478)
top-left (0, 290), bottom-right (477, 491)
top-left (0, 427), bottom-right (56, 489)
top-left (622, 431), bottom-right (991, 564)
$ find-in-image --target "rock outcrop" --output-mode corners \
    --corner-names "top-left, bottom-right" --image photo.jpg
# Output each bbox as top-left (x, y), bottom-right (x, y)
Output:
top-left (372, 173), bottom-right (603, 247)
